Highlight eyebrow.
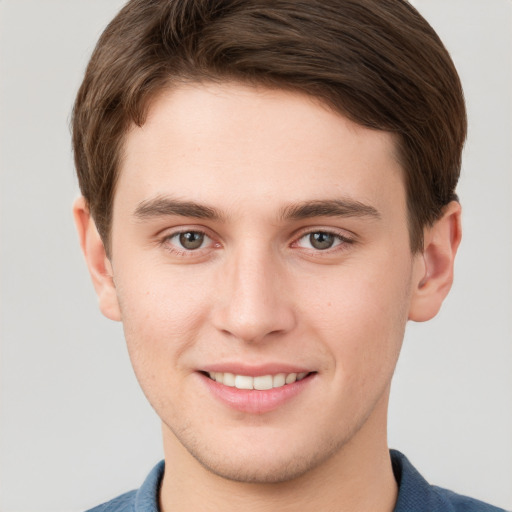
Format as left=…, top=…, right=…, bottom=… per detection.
left=133, top=196, right=381, bottom=223
left=280, top=199, right=381, bottom=221
left=133, top=196, right=223, bottom=221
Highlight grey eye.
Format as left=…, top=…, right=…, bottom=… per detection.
left=309, top=232, right=335, bottom=250
left=179, top=231, right=205, bottom=250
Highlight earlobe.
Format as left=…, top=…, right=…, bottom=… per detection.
left=408, top=201, right=462, bottom=322
left=73, top=197, right=122, bottom=322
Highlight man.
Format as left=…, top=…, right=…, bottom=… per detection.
left=72, top=1, right=507, bottom=511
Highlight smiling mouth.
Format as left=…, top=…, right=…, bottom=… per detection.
left=204, top=371, right=313, bottom=390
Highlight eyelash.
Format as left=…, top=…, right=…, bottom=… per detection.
left=159, top=228, right=355, bottom=257
left=292, top=229, right=355, bottom=254
left=160, top=229, right=217, bottom=257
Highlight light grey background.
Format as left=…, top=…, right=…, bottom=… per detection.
left=0, top=1, right=511, bottom=511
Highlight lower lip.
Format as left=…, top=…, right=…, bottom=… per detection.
left=200, top=373, right=315, bottom=414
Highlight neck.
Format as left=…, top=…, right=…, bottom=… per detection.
left=159, top=392, right=397, bottom=512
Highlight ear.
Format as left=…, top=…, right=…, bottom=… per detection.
left=73, top=197, right=121, bottom=322
left=408, top=201, right=462, bottom=322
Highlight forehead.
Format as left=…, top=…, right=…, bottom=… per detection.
left=116, top=82, right=405, bottom=218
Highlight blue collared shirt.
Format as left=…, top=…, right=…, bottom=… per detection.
left=86, top=450, right=507, bottom=511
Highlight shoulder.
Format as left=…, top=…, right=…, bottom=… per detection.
left=430, top=485, right=509, bottom=512
left=85, top=490, right=136, bottom=512
left=84, top=460, right=165, bottom=512
left=391, top=450, right=508, bottom=512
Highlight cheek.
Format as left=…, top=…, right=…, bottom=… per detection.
left=114, top=265, right=213, bottom=384
left=118, top=260, right=211, bottom=329
left=299, top=260, right=412, bottom=376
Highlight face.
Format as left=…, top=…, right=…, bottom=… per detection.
left=106, top=83, right=424, bottom=483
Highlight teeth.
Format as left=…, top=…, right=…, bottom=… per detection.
left=207, top=371, right=309, bottom=390
left=223, top=372, right=235, bottom=387
left=272, top=373, right=286, bottom=387
left=285, top=372, right=297, bottom=384
left=254, top=375, right=273, bottom=390
left=234, top=375, right=253, bottom=390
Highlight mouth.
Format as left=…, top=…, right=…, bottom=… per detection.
left=204, top=371, right=312, bottom=390
left=199, top=369, right=316, bottom=414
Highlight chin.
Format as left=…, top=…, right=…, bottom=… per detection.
left=194, top=450, right=325, bottom=484
left=171, top=423, right=343, bottom=484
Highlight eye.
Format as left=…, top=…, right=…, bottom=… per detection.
left=295, top=231, right=349, bottom=251
left=167, top=230, right=211, bottom=251
left=307, top=232, right=336, bottom=250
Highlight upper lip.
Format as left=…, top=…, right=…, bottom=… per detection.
left=200, top=363, right=313, bottom=377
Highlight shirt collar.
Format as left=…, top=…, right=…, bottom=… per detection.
left=134, top=451, right=440, bottom=512
left=134, top=460, right=164, bottom=512
left=391, top=449, right=439, bottom=511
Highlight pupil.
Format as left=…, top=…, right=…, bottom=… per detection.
left=179, top=232, right=204, bottom=250
left=310, top=232, right=334, bottom=250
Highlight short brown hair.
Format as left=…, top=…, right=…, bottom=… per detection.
left=72, top=0, right=466, bottom=254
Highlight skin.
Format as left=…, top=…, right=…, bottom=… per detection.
left=75, top=82, right=461, bottom=512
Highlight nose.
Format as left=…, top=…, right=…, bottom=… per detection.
left=212, top=245, right=297, bottom=344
